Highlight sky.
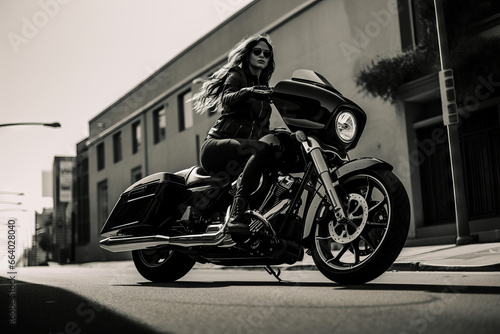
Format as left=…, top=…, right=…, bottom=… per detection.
left=0, top=0, right=253, bottom=254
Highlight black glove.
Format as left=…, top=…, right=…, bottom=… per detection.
left=242, top=86, right=272, bottom=100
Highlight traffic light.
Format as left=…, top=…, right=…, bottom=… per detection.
left=439, top=69, right=459, bottom=125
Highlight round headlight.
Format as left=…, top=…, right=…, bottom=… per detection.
left=335, top=111, right=357, bottom=143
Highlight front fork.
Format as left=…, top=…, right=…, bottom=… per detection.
left=297, top=132, right=348, bottom=221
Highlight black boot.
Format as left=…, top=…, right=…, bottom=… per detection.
left=226, top=196, right=251, bottom=235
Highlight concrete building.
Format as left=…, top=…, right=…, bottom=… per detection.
left=28, top=208, right=52, bottom=266
left=75, top=0, right=499, bottom=262
left=51, top=156, right=75, bottom=263
left=73, top=138, right=91, bottom=262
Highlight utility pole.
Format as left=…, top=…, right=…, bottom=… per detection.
left=433, top=0, right=476, bottom=245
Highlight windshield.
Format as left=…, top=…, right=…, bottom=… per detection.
left=291, top=70, right=340, bottom=94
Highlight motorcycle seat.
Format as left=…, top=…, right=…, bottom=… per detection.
left=177, top=166, right=232, bottom=189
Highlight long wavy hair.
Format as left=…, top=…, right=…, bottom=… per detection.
left=191, top=34, right=275, bottom=114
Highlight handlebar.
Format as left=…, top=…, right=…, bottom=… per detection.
left=252, top=87, right=273, bottom=95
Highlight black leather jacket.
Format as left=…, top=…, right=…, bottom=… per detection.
left=207, top=67, right=272, bottom=140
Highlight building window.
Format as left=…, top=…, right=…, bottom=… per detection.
left=112, top=132, right=122, bottom=163
left=76, top=156, right=90, bottom=244
left=418, top=106, right=500, bottom=225
left=132, top=121, right=142, bottom=154
left=153, top=107, right=166, bottom=144
left=131, top=166, right=142, bottom=183
left=97, top=143, right=105, bottom=171
left=178, top=90, right=193, bottom=131
left=97, top=180, right=108, bottom=228
left=398, top=0, right=438, bottom=51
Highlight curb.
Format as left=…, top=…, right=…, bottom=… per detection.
left=389, top=262, right=500, bottom=272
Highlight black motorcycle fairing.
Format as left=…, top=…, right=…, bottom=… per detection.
left=272, top=71, right=367, bottom=150
left=272, top=80, right=332, bottom=129
left=272, top=69, right=351, bottom=125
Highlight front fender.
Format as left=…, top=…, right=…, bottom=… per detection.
left=301, top=157, right=392, bottom=241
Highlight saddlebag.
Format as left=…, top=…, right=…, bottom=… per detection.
left=100, top=172, right=187, bottom=237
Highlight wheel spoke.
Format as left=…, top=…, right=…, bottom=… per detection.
left=359, top=234, right=376, bottom=250
left=368, top=196, right=387, bottom=212
left=364, top=177, right=374, bottom=200
left=348, top=197, right=362, bottom=214
left=347, top=221, right=360, bottom=230
left=366, top=221, right=387, bottom=226
left=319, top=243, right=331, bottom=257
left=336, top=243, right=350, bottom=261
left=350, top=240, right=361, bottom=264
left=326, top=243, right=350, bottom=264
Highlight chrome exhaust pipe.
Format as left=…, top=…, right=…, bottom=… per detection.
left=100, top=228, right=228, bottom=252
left=100, top=235, right=172, bottom=252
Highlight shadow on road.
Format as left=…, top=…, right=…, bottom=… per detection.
left=0, top=278, right=165, bottom=334
left=129, top=280, right=500, bottom=295
left=336, top=283, right=500, bottom=295
left=135, top=280, right=339, bottom=288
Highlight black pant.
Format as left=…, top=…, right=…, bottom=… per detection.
left=201, top=137, right=272, bottom=200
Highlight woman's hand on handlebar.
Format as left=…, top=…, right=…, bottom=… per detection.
left=250, top=86, right=272, bottom=100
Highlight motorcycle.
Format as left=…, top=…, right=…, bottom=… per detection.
left=99, top=69, right=410, bottom=285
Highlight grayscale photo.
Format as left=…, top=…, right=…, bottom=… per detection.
left=1, top=1, right=499, bottom=333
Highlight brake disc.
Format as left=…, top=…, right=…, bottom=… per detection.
left=328, top=193, right=369, bottom=244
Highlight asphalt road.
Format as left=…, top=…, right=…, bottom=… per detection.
left=1, top=261, right=500, bottom=334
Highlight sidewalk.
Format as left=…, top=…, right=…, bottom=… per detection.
left=389, top=242, right=500, bottom=272
left=279, top=242, right=500, bottom=272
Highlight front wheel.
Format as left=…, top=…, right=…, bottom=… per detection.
left=132, top=248, right=195, bottom=282
left=310, top=168, right=410, bottom=285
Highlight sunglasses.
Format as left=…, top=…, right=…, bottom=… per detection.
left=252, top=48, right=272, bottom=58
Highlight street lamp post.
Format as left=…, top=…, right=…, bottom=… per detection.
left=0, top=192, right=24, bottom=196
left=0, top=193, right=25, bottom=213
left=0, top=208, right=28, bottom=213
left=0, top=122, right=61, bottom=128
left=1, top=121, right=61, bottom=265
left=0, top=201, right=22, bottom=205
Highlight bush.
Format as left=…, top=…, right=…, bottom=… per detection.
left=355, top=45, right=439, bottom=102
left=355, top=0, right=500, bottom=103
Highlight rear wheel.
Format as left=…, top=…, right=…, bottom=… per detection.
left=310, top=168, right=410, bottom=285
left=132, top=248, right=195, bottom=282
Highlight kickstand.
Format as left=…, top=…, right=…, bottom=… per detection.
left=264, top=265, right=282, bottom=282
